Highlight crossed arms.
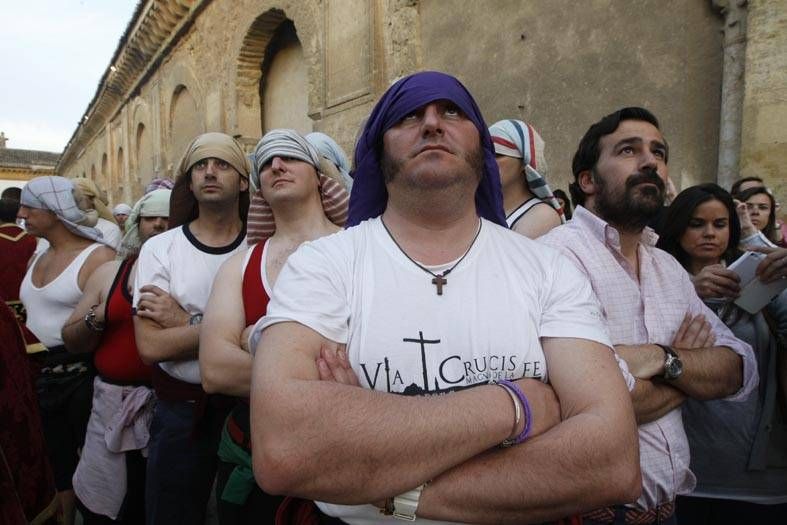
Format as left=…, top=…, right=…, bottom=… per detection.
left=251, top=322, right=641, bottom=524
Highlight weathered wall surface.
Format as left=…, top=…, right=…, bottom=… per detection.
left=420, top=0, right=724, bottom=194
left=740, top=0, right=787, bottom=217
left=59, top=0, right=782, bottom=213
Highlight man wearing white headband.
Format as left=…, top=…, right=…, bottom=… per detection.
left=62, top=189, right=171, bottom=523
left=112, top=202, right=132, bottom=230
left=489, top=119, right=564, bottom=238
left=18, top=175, right=116, bottom=525
left=200, top=129, right=349, bottom=523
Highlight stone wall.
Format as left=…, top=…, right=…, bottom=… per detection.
left=58, top=0, right=781, bottom=214
left=740, top=0, right=787, bottom=218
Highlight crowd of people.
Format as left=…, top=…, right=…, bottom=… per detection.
left=1, top=70, right=785, bottom=525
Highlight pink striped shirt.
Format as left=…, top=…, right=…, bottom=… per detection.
left=539, top=206, right=757, bottom=510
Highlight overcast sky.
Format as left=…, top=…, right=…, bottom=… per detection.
left=0, top=0, right=138, bottom=153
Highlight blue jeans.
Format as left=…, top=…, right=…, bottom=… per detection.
left=144, top=399, right=223, bottom=525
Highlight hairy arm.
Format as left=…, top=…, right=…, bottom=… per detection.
left=133, top=305, right=197, bottom=364
left=617, top=312, right=743, bottom=400
left=512, top=205, right=562, bottom=239
left=413, top=338, right=641, bottom=524
left=251, top=322, right=560, bottom=504
left=200, top=253, right=253, bottom=396
left=62, top=260, right=120, bottom=353
left=629, top=379, right=686, bottom=424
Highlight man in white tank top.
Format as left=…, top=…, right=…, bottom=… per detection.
left=18, top=176, right=116, bottom=525
left=132, top=132, right=251, bottom=525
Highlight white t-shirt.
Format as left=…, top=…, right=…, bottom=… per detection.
left=256, top=217, right=611, bottom=525
left=133, top=223, right=247, bottom=384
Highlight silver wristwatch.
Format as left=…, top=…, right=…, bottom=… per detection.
left=656, top=344, right=683, bottom=380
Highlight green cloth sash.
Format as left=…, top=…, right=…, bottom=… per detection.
left=217, top=423, right=255, bottom=505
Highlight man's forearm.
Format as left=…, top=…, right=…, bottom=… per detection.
left=672, top=346, right=742, bottom=400
left=200, top=343, right=253, bottom=396
left=417, top=411, right=641, bottom=524
left=62, top=315, right=102, bottom=354
left=630, top=379, right=685, bottom=424
left=135, top=318, right=199, bottom=364
left=254, top=379, right=520, bottom=503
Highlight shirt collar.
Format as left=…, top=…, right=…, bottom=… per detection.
left=573, top=205, right=659, bottom=249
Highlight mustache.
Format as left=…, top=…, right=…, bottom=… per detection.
left=626, top=168, right=664, bottom=191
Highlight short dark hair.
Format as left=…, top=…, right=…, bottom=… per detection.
left=729, top=176, right=763, bottom=196
left=736, top=186, right=777, bottom=242
left=1, top=187, right=21, bottom=200
left=656, top=183, right=741, bottom=270
left=569, top=107, right=666, bottom=206
left=0, top=198, right=20, bottom=223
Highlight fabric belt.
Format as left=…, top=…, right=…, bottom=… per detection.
left=583, top=502, right=674, bottom=524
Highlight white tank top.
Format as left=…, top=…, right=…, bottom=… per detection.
left=20, top=243, right=102, bottom=348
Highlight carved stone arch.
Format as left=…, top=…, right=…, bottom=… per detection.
left=162, top=62, right=205, bottom=169
left=229, top=5, right=323, bottom=142
left=131, top=98, right=154, bottom=191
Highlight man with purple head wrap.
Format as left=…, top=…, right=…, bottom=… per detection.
left=250, top=71, right=639, bottom=524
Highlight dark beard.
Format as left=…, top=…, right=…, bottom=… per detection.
left=381, top=145, right=484, bottom=188
left=593, top=167, right=665, bottom=232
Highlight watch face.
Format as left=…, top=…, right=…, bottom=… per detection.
left=665, top=357, right=683, bottom=379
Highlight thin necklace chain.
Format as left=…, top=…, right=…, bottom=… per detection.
left=380, top=217, right=482, bottom=295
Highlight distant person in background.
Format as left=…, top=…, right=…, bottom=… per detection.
left=112, top=203, right=132, bottom=231
left=72, top=178, right=123, bottom=249
left=145, top=177, right=175, bottom=194
left=553, top=188, right=573, bottom=220
left=656, top=183, right=787, bottom=524
left=736, top=186, right=785, bottom=247
left=0, top=187, right=42, bottom=353
left=488, top=119, right=564, bottom=237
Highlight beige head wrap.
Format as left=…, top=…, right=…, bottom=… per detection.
left=72, top=178, right=117, bottom=224
left=169, top=132, right=252, bottom=229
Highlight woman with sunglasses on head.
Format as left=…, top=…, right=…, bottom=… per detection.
left=656, top=183, right=787, bottom=524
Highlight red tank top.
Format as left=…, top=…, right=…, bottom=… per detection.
left=94, top=257, right=152, bottom=383
left=242, top=241, right=270, bottom=326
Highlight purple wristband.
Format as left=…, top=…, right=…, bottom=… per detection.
left=498, top=379, right=532, bottom=445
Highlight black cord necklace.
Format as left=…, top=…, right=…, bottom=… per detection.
left=380, top=218, right=482, bottom=296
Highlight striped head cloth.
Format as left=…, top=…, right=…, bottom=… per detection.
left=489, top=119, right=565, bottom=223
left=247, top=129, right=349, bottom=245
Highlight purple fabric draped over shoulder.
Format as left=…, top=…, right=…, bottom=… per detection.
left=347, top=71, right=506, bottom=227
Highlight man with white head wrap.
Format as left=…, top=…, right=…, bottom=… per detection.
left=112, top=202, right=132, bottom=230
left=18, top=175, right=116, bottom=525
left=200, top=129, right=349, bottom=524
left=60, top=189, right=171, bottom=523
left=489, top=119, right=565, bottom=238
left=133, top=132, right=250, bottom=525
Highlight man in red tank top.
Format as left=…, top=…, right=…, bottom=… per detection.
left=61, top=189, right=171, bottom=523
left=199, top=129, right=349, bottom=524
